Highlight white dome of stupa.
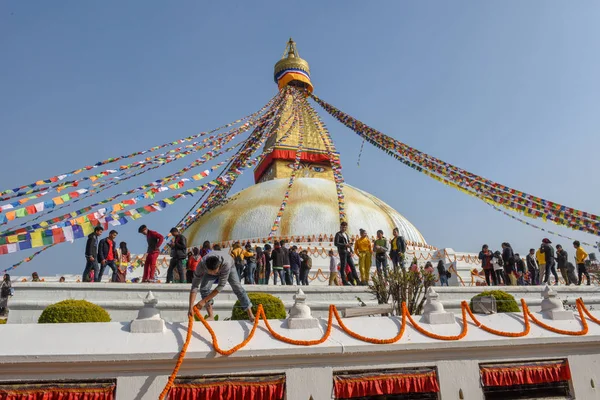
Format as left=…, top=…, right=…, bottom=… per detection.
left=185, top=178, right=426, bottom=245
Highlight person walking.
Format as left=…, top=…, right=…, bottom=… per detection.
left=334, top=221, right=359, bottom=285
left=263, top=244, right=272, bottom=285
left=541, top=238, right=559, bottom=285
left=373, top=230, right=389, bottom=277
left=492, top=251, right=505, bottom=285
left=98, top=230, right=119, bottom=282
left=536, top=247, right=546, bottom=285
left=83, top=226, right=103, bottom=282
left=555, top=245, right=570, bottom=285
left=289, top=246, right=301, bottom=285
left=328, top=250, right=339, bottom=286
left=115, top=242, right=131, bottom=283
left=166, top=228, right=187, bottom=284
left=526, top=248, right=539, bottom=285
left=354, top=229, right=373, bottom=285
left=186, top=247, right=201, bottom=284
left=138, top=225, right=164, bottom=283
left=0, top=274, right=12, bottom=317
left=242, top=243, right=257, bottom=284
left=573, top=240, right=591, bottom=286
left=478, top=244, right=496, bottom=286
left=436, top=260, right=449, bottom=286
left=270, top=241, right=286, bottom=285
left=389, top=228, right=407, bottom=272
left=501, top=243, right=516, bottom=286
left=188, top=250, right=255, bottom=321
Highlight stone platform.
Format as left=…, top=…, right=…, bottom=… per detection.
left=7, top=282, right=600, bottom=324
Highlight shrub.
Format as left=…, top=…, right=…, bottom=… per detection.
left=0, top=319, right=6, bottom=325
left=470, top=290, right=519, bottom=313
left=231, top=293, right=286, bottom=320
left=38, top=299, right=111, bottom=323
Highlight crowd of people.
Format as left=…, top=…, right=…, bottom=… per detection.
left=478, top=238, right=591, bottom=286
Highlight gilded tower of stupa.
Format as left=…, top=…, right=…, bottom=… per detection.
left=185, top=39, right=426, bottom=246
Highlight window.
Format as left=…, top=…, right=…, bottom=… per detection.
left=170, top=374, right=285, bottom=400
left=480, top=359, right=572, bottom=400
left=334, top=368, right=440, bottom=400
left=0, top=380, right=116, bottom=400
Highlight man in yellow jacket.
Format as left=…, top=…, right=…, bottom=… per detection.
left=354, top=229, right=372, bottom=285
left=573, top=241, right=590, bottom=286
left=535, top=247, right=546, bottom=285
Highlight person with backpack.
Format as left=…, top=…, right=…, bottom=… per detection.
left=478, top=244, right=496, bottom=286
left=299, top=250, right=312, bottom=285
left=242, top=243, right=257, bottom=284
left=501, top=243, right=517, bottom=285
left=436, top=260, right=449, bottom=286
left=270, top=241, right=286, bottom=285
left=555, top=245, right=570, bottom=285
left=541, top=238, right=559, bottom=285
left=389, top=227, right=407, bottom=272
left=230, top=242, right=245, bottom=281
left=492, top=251, right=505, bottom=285
left=573, top=240, right=591, bottom=286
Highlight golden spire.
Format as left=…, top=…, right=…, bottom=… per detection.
left=274, top=38, right=313, bottom=93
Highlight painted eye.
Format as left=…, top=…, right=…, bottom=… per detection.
left=311, top=166, right=325, bottom=172
left=287, top=163, right=299, bottom=170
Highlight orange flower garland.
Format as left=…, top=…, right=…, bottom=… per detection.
left=526, top=299, right=588, bottom=336
left=403, top=302, right=468, bottom=341
left=578, top=298, right=600, bottom=325
left=158, top=314, right=195, bottom=400
left=463, top=299, right=530, bottom=337
left=332, top=306, right=406, bottom=344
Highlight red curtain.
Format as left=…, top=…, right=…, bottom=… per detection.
left=254, top=149, right=331, bottom=181
left=334, top=369, right=440, bottom=399
left=480, top=360, right=571, bottom=387
left=169, top=375, right=285, bottom=400
left=0, top=382, right=115, bottom=400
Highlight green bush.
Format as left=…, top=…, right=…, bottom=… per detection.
left=231, top=293, right=286, bottom=320
left=0, top=319, right=6, bottom=325
left=38, top=299, right=111, bottom=323
left=470, top=290, right=520, bottom=313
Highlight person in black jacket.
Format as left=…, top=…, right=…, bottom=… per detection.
left=555, top=245, right=570, bottom=285
left=541, top=238, right=559, bottom=285
left=501, top=243, right=516, bottom=285
left=82, top=226, right=103, bottom=282
left=478, top=244, right=496, bottom=286
left=389, top=228, right=407, bottom=272
left=515, top=254, right=526, bottom=285
left=334, top=222, right=359, bottom=285
left=167, top=228, right=188, bottom=283
left=98, top=230, right=119, bottom=282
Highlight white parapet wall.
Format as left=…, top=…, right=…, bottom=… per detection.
left=7, top=281, right=600, bottom=324
left=1, top=304, right=600, bottom=399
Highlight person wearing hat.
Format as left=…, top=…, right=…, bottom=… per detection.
left=573, top=241, right=590, bottom=285
left=138, top=225, right=164, bottom=283
left=166, top=227, right=187, bottom=284
left=541, top=238, right=559, bottom=285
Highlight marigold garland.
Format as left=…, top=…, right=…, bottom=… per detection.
left=332, top=305, right=406, bottom=344
left=463, top=299, right=530, bottom=337
left=403, top=302, right=468, bottom=340
left=526, top=299, right=588, bottom=336
left=158, top=314, right=195, bottom=400
left=578, top=298, right=600, bottom=325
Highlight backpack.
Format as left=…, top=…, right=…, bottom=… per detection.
left=234, top=254, right=244, bottom=266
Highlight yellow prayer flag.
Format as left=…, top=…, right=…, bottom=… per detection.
left=82, top=221, right=94, bottom=236
left=7, top=235, right=19, bottom=244
left=31, top=230, right=43, bottom=248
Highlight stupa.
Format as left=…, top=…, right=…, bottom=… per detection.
left=185, top=39, right=427, bottom=247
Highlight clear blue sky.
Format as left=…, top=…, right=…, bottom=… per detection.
left=1, top=1, right=599, bottom=275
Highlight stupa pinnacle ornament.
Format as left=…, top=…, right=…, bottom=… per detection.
left=274, top=38, right=313, bottom=93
